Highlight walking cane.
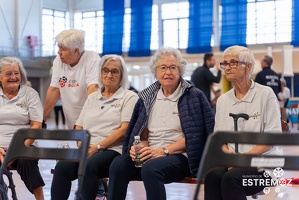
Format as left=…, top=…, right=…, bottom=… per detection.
left=229, top=113, right=249, bottom=153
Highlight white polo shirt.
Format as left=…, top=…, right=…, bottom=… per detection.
left=147, top=83, right=185, bottom=149
left=75, top=87, right=138, bottom=154
left=0, top=85, right=43, bottom=147
left=215, top=81, right=282, bottom=155
left=51, top=50, right=100, bottom=129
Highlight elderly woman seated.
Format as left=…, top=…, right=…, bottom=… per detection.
left=204, top=45, right=282, bottom=200
left=107, top=47, right=215, bottom=200
left=50, top=54, right=138, bottom=200
left=0, top=57, right=44, bottom=200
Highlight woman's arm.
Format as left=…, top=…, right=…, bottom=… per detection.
left=24, top=120, right=42, bottom=147
left=89, top=122, right=130, bottom=156
left=244, top=145, right=272, bottom=155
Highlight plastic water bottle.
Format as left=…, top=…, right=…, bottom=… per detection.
left=57, top=142, right=63, bottom=149
left=63, top=141, right=70, bottom=149
left=133, top=136, right=143, bottom=168
left=56, top=142, right=69, bottom=162
left=56, top=142, right=63, bottom=163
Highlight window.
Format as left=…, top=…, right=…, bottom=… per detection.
left=246, top=0, right=292, bottom=44
left=42, top=9, right=69, bottom=56
left=161, top=2, right=189, bottom=49
left=150, top=4, right=159, bottom=50
left=122, top=8, right=131, bottom=52
left=74, top=11, right=104, bottom=53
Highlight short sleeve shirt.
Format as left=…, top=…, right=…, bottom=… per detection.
left=214, top=81, right=282, bottom=155
left=75, top=87, right=138, bottom=154
left=0, top=85, right=43, bottom=147
left=50, top=50, right=100, bottom=129
left=147, top=83, right=185, bottom=148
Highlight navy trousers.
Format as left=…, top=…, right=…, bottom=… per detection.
left=204, top=167, right=270, bottom=200
left=108, top=154, right=190, bottom=200
left=51, top=150, right=120, bottom=200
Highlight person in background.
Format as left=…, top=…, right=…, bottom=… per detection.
left=204, top=45, right=282, bottom=200
left=0, top=57, right=45, bottom=200
left=210, top=84, right=221, bottom=113
left=278, top=78, right=291, bottom=122
left=54, top=98, right=66, bottom=129
left=191, top=52, right=222, bottom=105
left=51, top=54, right=138, bottom=200
left=43, top=28, right=100, bottom=129
left=108, top=47, right=215, bottom=200
left=255, top=55, right=281, bottom=99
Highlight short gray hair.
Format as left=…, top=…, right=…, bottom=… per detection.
left=263, top=55, right=273, bottom=66
left=223, top=45, right=255, bottom=77
left=0, top=57, right=27, bottom=85
left=98, top=55, right=130, bottom=89
left=55, top=29, right=85, bottom=53
left=148, top=47, right=187, bottom=77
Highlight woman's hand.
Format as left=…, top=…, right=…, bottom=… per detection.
left=0, top=147, right=6, bottom=163
left=87, top=144, right=98, bottom=157
left=130, top=146, right=164, bottom=162
left=222, top=144, right=236, bottom=154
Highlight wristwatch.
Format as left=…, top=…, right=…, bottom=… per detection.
left=162, top=147, right=169, bottom=156
left=97, top=143, right=103, bottom=152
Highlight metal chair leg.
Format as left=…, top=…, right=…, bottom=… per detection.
left=3, top=170, right=18, bottom=200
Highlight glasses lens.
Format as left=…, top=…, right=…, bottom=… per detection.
left=230, top=61, right=239, bottom=67
left=102, top=68, right=109, bottom=74
left=111, top=69, right=120, bottom=75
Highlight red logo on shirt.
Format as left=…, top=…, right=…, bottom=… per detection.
left=59, top=76, right=67, bottom=88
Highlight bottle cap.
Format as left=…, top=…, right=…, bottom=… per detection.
left=134, top=135, right=140, bottom=139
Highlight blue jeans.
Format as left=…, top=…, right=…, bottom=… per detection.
left=108, top=154, right=190, bottom=200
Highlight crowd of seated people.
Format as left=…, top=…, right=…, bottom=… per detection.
left=1, top=28, right=285, bottom=200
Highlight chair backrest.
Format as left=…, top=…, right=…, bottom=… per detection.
left=193, top=131, right=299, bottom=200
left=0, top=128, right=90, bottom=199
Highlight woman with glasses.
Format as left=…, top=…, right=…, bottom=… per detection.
left=0, top=57, right=45, bottom=200
left=107, top=47, right=215, bottom=200
left=204, top=45, right=282, bottom=200
left=51, top=55, right=138, bottom=200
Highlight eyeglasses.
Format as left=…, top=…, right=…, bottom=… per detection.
left=220, top=60, right=247, bottom=69
left=101, top=67, right=120, bottom=75
left=2, top=71, right=21, bottom=78
left=158, top=65, right=178, bottom=72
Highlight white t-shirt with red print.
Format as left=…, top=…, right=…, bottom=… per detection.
left=50, top=50, right=100, bottom=129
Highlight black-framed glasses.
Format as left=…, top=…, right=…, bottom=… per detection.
left=101, top=67, right=120, bottom=75
left=158, top=65, right=178, bottom=72
left=220, top=60, right=247, bottom=69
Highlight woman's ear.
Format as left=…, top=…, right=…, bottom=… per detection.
left=246, top=62, right=252, bottom=71
left=74, top=48, right=80, bottom=55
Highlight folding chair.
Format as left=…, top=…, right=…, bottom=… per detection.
left=0, top=128, right=90, bottom=200
left=193, top=131, right=299, bottom=200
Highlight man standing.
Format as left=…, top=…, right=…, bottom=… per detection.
left=43, top=29, right=100, bottom=129
left=191, top=53, right=222, bottom=104
left=255, top=55, right=281, bottom=98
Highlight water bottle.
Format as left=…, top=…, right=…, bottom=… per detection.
left=133, top=136, right=143, bottom=168
left=57, top=142, right=63, bottom=148
left=56, top=142, right=63, bottom=163
left=63, top=141, right=70, bottom=149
